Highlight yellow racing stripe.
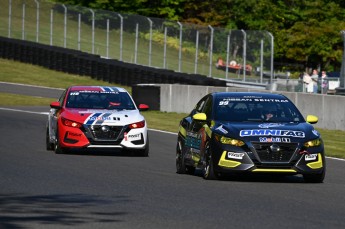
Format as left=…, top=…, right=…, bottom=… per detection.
left=252, top=169, right=297, bottom=173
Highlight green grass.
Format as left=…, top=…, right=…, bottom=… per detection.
left=0, top=58, right=344, bottom=158
left=0, top=92, right=56, bottom=106
left=0, top=58, right=131, bottom=92
left=315, top=129, right=345, bottom=159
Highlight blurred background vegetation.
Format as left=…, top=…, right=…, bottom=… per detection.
left=53, top=0, right=345, bottom=74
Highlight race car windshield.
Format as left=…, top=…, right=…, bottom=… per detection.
left=214, top=97, right=304, bottom=123
left=66, top=91, right=136, bottom=110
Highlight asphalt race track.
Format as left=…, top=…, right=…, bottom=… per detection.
left=1, top=83, right=345, bottom=229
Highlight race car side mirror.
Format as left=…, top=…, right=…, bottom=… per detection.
left=193, top=113, right=207, bottom=121
left=306, top=115, right=318, bottom=124
left=50, top=101, right=61, bottom=109
left=138, top=104, right=149, bottom=111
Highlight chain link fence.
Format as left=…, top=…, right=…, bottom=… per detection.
left=2, top=0, right=277, bottom=86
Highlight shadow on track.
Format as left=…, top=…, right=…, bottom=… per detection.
left=0, top=193, right=131, bottom=228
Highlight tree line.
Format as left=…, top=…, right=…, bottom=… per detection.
left=53, top=0, right=345, bottom=73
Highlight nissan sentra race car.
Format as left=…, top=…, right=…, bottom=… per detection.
left=46, top=86, right=149, bottom=156
left=176, top=92, right=326, bottom=183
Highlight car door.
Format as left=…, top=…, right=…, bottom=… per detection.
left=186, top=95, right=213, bottom=164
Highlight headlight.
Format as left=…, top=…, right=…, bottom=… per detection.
left=304, top=138, right=322, bottom=147
left=129, top=120, right=145, bottom=129
left=215, top=134, right=245, bottom=146
left=61, top=117, right=83, bottom=128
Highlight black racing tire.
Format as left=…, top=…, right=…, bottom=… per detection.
left=139, top=146, right=149, bottom=157
left=46, top=126, right=54, bottom=151
left=303, top=155, right=326, bottom=183
left=54, top=130, right=68, bottom=154
left=176, top=141, right=187, bottom=174
left=138, top=135, right=149, bottom=157
left=202, top=142, right=219, bottom=180
left=303, top=169, right=325, bottom=183
left=185, top=165, right=196, bottom=175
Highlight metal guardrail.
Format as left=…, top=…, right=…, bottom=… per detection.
left=0, top=0, right=274, bottom=83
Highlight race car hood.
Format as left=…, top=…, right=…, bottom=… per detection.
left=213, top=121, right=320, bottom=142
left=62, top=108, right=144, bottom=126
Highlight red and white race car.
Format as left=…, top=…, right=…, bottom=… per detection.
left=46, top=86, right=149, bottom=156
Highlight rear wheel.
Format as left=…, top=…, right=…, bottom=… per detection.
left=202, top=142, right=218, bottom=180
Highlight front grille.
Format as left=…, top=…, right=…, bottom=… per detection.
left=251, top=142, right=298, bottom=163
left=85, top=125, right=125, bottom=141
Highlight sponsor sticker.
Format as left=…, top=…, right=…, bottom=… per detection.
left=124, top=133, right=141, bottom=141
left=240, top=129, right=305, bottom=138
left=219, top=98, right=289, bottom=103
left=227, top=152, right=245, bottom=160
left=259, top=137, right=291, bottom=143
left=89, top=116, right=111, bottom=121
left=185, top=136, right=201, bottom=149
left=305, top=154, right=317, bottom=161
left=312, top=130, right=319, bottom=137
left=258, top=123, right=285, bottom=129
left=216, top=125, right=228, bottom=134
left=79, top=110, right=119, bottom=113
left=70, top=92, right=79, bottom=95
left=67, top=132, right=82, bottom=138
left=185, top=132, right=202, bottom=149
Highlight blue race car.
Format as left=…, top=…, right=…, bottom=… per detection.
left=176, top=92, right=325, bottom=183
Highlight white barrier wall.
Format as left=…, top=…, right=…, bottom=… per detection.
left=159, top=84, right=345, bottom=131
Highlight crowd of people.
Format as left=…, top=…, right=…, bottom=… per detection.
left=302, top=69, right=329, bottom=94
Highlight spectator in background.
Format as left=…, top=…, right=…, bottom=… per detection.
left=310, top=69, right=319, bottom=93
left=303, top=72, right=313, bottom=93
left=320, top=71, right=329, bottom=94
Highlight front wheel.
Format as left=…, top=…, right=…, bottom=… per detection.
left=176, top=141, right=196, bottom=175
left=202, top=143, right=218, bottom=180
left=176, top=141, right=186, bottom=174
left=54, top=131, right=68, bottom=154
left=303, top=169, right=325, bottom=183
left=138, top=135, right=149, bottom=157
left=46, top=126, right=54, bottom=151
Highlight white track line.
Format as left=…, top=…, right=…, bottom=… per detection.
left=0, top=107, right=49, bottom=115
left=0, top=81, right=64, bottom=90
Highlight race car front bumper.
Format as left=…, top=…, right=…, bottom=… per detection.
left=58, top=123, right=147, bottom=150
left=210, top=140, right=325, bottom=175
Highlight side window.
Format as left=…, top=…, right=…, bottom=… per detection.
left=202, top=97, right=213, bottom=119
left=195, top=97, right=207, bottom=113
left=58, top=90, right=67, bottom=106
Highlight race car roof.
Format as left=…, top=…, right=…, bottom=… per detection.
left=68, top=86, right=128, bottom=93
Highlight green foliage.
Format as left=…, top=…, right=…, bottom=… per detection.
left=51, top=0, right=345, bottom=71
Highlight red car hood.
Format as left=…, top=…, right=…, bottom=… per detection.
left=62, top=108, right=144, bottom=126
